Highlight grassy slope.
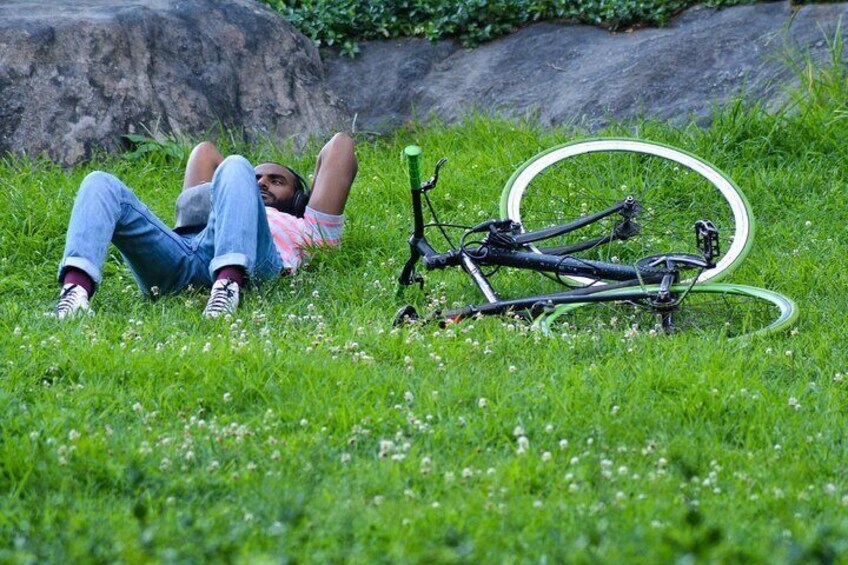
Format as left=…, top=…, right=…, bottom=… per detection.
left=1, top=44, right=847, bottom=562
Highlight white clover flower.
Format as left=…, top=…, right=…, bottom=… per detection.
left=404, top=391, right=414, bottom=403
left=223, top=392, right=232, bottom=403
left=508, top=365, right=517, bottom=373
left=379, top=439, right=394, bottom=458
left=513, top=425, right=525, bottom=437
left=477, top=398, right=488, bottom=408
left=516, top=435, right=530, bottom=455
left=541, top=451, right=552, bottom=462
left=68, top=430, right=80, bottom=442
left=788, top=397, right=801, bottom=410
left=462, top=467, right=474, bottom=479
left=558, top=439, right=569, bottom=450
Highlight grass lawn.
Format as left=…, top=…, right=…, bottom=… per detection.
left=1, top=43, right=847, bottom=562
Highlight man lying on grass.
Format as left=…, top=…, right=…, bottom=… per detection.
left=54, top=132, right=357, bottom=319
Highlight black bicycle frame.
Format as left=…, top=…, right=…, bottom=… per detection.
left=397, top=147, right=693, bottom=323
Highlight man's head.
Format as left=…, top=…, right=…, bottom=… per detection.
left=255, top=162, right=311, bottom=216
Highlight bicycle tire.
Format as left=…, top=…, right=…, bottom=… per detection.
left=500, top=139, right=754, bottom=286
left=534, top=283, right=797, bottom=341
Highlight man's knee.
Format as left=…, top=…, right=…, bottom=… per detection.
left=215, top=155, right=253, bottom=183
left=219, top=154, right=252, bottom=170
left=78, top=171, right=127, bottom=202
left=211, top=155, right=257, bottom=199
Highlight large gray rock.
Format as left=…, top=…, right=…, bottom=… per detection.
left=325, top=1, right=848, bottom=131
left=0, top=0, right=347, bottom=164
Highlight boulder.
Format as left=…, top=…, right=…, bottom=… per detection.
left=0, top=0, right=347, bottom=165
left=324, top=1, right=848, bottom=131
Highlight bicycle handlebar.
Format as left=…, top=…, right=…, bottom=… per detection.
left=404, top=145, right=423, bottom=192
left=404, top=145, right=427, bottom=239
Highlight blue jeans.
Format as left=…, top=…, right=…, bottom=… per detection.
left=58, top=155, right=283, bottom=295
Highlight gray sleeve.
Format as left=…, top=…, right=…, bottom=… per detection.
left=174, top=182, right=212, bottom=231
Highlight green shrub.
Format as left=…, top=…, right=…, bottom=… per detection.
left=260, top=0, right=753, bottom=55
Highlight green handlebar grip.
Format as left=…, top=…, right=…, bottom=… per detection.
left=404, top=145, right=423, bottom=191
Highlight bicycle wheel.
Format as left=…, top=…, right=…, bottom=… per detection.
left=535, top=284, right=797, bottom=341
left=501, top=139, right=754, bottom=286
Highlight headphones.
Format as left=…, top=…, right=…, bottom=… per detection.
left=279, top=166, right=311, bottom=218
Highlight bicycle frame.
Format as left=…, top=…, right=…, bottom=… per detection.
left=397, top=146, right=712, bottom=324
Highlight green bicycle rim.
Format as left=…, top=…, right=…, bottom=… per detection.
left=533, top=283, right=797, bottom=341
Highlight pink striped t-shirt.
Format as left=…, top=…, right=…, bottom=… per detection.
left=265, top=205, right=344, bottom=272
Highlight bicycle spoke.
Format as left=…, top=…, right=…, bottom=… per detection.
left=503, top=140, right=752, bottom=284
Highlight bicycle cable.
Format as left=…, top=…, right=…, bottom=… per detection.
left=424, top=191, right=460, bottom=251
left=458, top=230, right=502, bottom=277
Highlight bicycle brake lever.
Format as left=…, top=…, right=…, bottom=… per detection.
left=420, top=158, right=448, bottom=191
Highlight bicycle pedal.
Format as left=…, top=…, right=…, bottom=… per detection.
left=695, top=220, right=720, bottom=267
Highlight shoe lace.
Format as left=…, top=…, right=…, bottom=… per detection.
left=206, top=281, right=237, bottom=312
left=56, top=285, right=82, bottom=312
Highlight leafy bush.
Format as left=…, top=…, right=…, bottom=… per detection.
left=260, top=0, right=749, bottom=55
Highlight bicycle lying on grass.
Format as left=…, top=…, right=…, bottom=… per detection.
left=394, top=139, right=798, bottom=340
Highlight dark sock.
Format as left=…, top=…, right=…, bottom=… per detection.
left=62, top=267, right=95, bottom=297
left=216, top=266, right=245, bottom=287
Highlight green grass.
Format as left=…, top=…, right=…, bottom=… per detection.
left=1, top=42, right=848, bottom=562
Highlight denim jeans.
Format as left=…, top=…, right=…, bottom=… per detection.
left=58, top=155, right=283, bottom=295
